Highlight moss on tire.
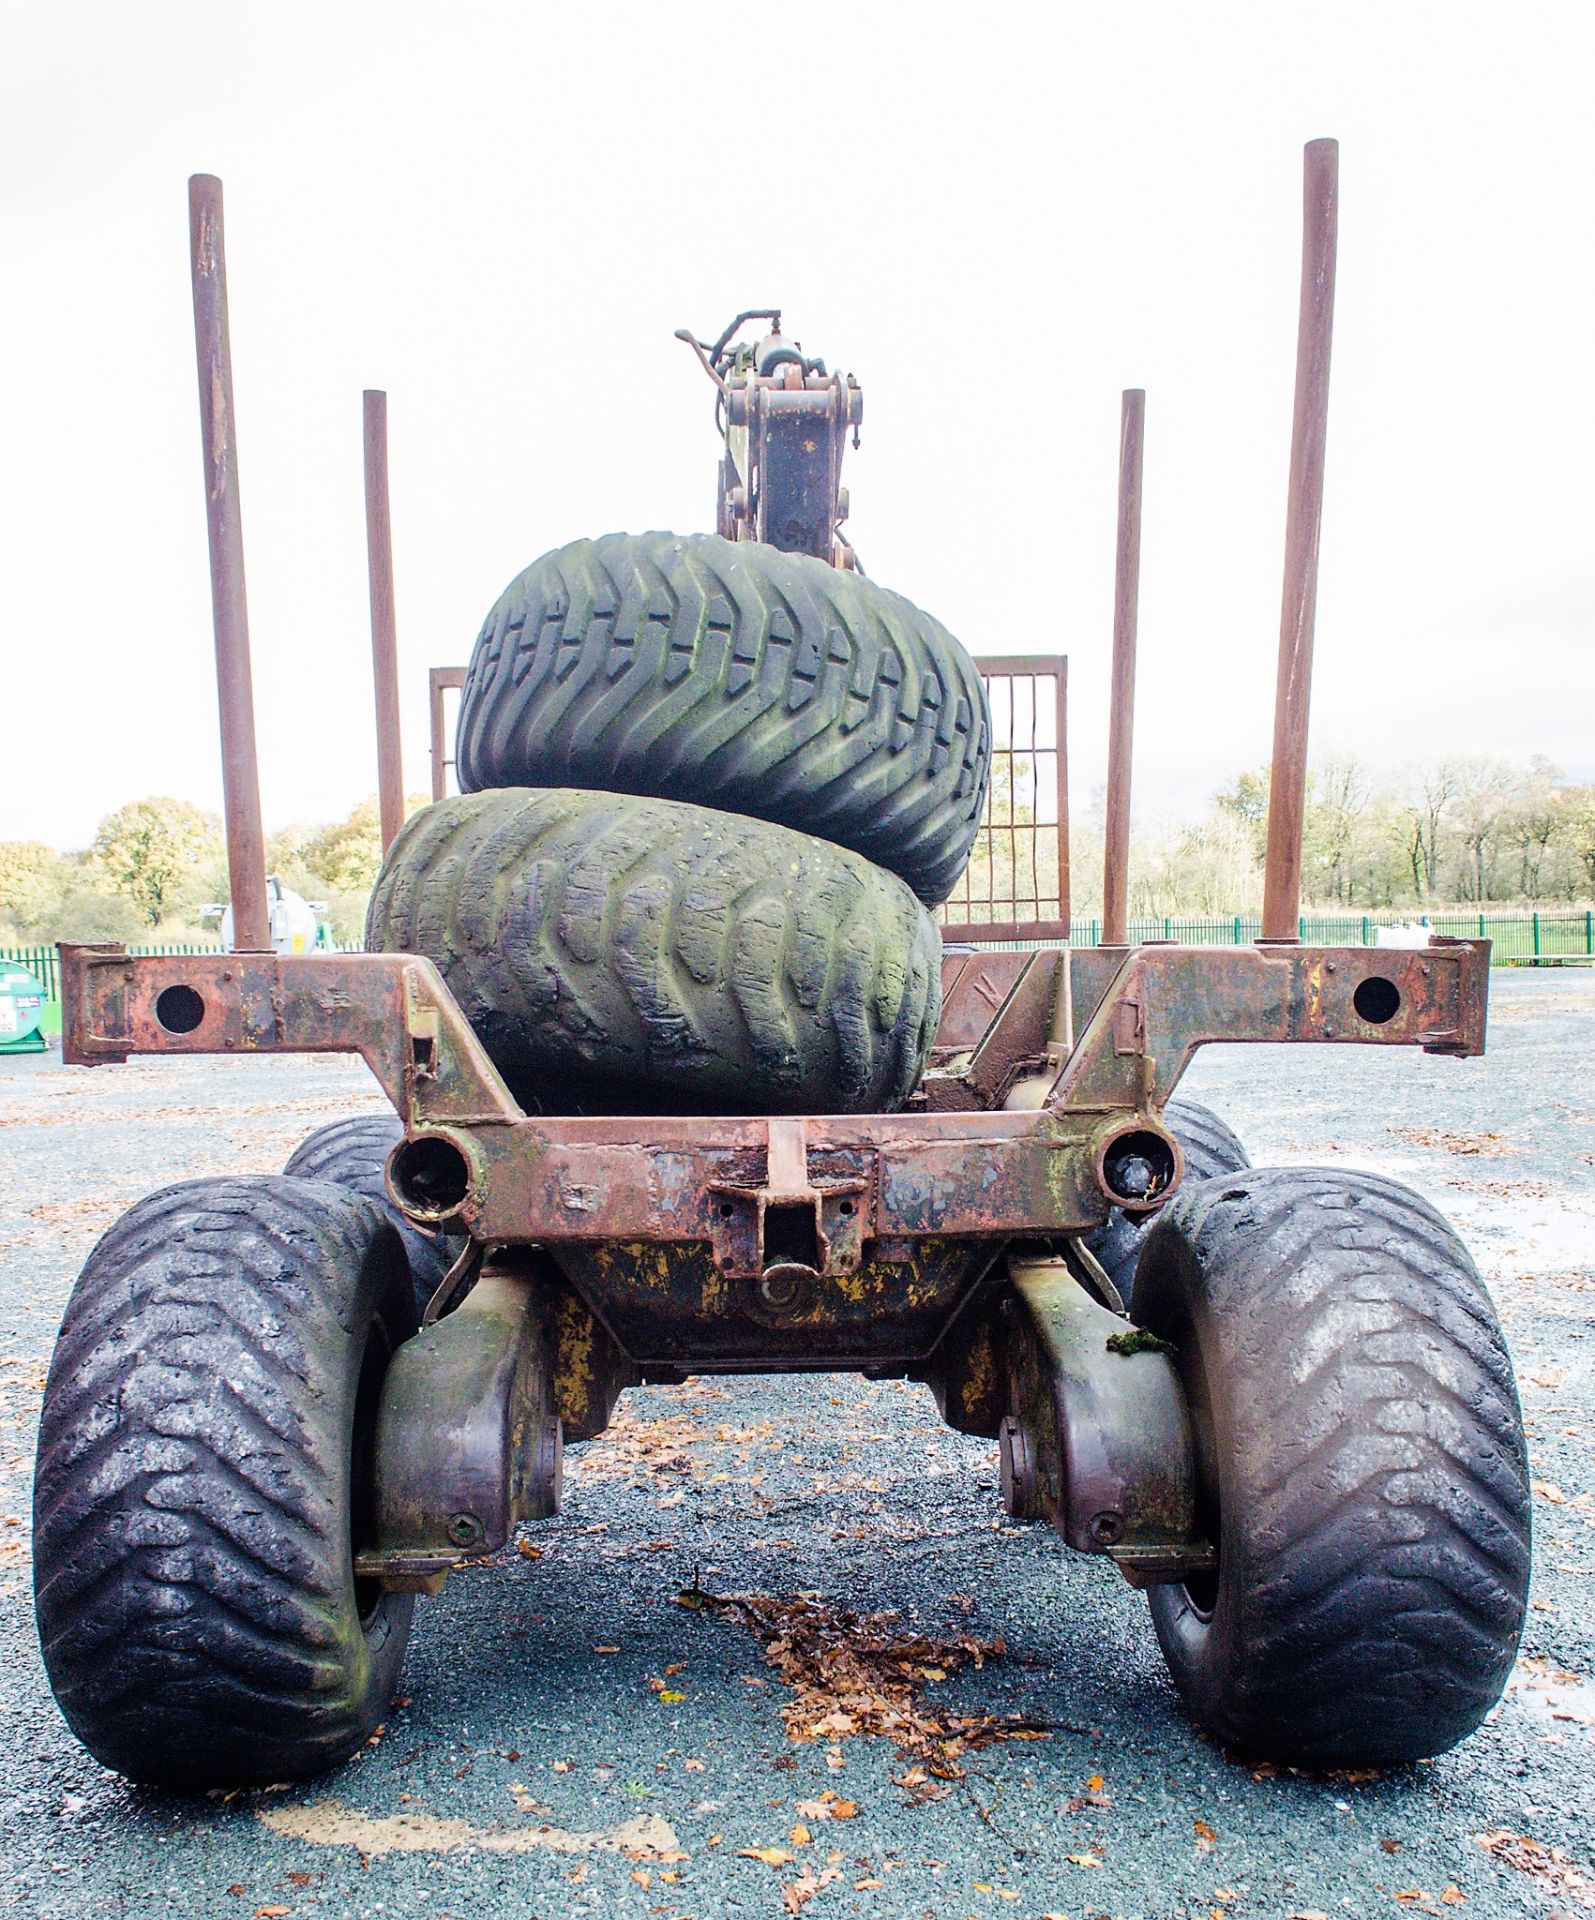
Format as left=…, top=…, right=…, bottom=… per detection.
left=453, top=531, right=991, bottom=906
left=367, top=788, right=942, bottom=1115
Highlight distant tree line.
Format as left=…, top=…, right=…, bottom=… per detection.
left=1074, top=755, right=1595, bottom=919
left=0, top=794, right=425, bottom=948
left=4, top=757, right=1590, bottom=950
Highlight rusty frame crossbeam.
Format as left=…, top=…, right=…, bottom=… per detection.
left=62, top=938, right=1488, bottom=1252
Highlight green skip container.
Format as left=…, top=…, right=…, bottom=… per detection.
left=0, top=962, right=47, bottom=1054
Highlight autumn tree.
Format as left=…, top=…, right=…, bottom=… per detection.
left=1555, top=785, right=1595, bottom=894
left=1302, top=757, right=1371, bottom=905
left=91, top=798, right=224, bottom=928
left=0, top=841, right=69, bottom=935
left=1503, top=758, right=1564, bottom=899
left=1214, top=769, right=1269, bottom=862
left=1448, top=759, right=1516, bottom=904
left=300, top=793, right=430, bottom=896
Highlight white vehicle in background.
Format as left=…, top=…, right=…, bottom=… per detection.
left=1375, top=919, right=1436, bottom=949
left=204, top=877, right=332, bottom=953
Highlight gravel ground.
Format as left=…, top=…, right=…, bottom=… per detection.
left=0, top=968, right=1590, bottom=1920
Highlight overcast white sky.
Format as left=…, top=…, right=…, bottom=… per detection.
left=3, top=2, right=1591, bottom=851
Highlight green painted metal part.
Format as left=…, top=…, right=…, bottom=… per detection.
left=0, top=963, right=46, bottom=1054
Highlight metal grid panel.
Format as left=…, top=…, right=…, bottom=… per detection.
left=940, top=656, right=1069, bottom=943
left=426, top=655, right=1070, bottom=942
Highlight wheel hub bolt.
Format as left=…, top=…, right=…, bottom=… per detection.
left=447, top=1512, right=484, bottom=1548
left=1089, top=1510, right=1124, bottom=1546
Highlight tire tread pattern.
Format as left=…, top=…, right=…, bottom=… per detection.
left=454, top=531, right=991, bottom=906
left=1132, top=1166, right=1530, bottom=1766
left=33, top=1176, right=416, bottom=1787
left=366, top=787, right=942, bottom=1115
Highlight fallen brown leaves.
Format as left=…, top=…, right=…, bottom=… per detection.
left=1477, top=1829, right=1595, bottom=1910
left=781, top=1862, right=840, bottom=1913
left=794, top=1790, right=857, bottom=1823
left=579, top=1411, right=703, bottom=1484
left=678, top=1587, right=1048, bottom=1786
left=1531, top=1481, right=1595, bottom=1527
left=1502, top=1267, right=1592, bottom=1298
left=1387, top=1126, right=1513, bottom=1157
left=1450, top=1177, right=1552, bottom=1200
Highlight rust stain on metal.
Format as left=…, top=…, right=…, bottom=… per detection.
left=363, top=390, right=405, bottom=854
left=188, top=173, right=269, bottom=955
left=60, top=936, right=1488, bottom=1372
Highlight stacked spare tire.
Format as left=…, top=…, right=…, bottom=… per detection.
left=368, top=531, right=992, bottom=1114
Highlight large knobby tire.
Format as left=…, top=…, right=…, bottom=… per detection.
left=33, top=1177, right=419, bottom=1788
left=367, top=788, right=942, bottom=1116
left=284, top=1114, right=459, bottom=1316
left=453, top=531, right=991, bottom=906
left=1084, top=1099, right=1250, bottom=1299
left=1130, top=1167, right=1531, bottom=1767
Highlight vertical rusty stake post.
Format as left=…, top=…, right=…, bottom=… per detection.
left=188, top=174, right=270, bottom=953
left=1102, top=388, right=1145, bottom=947
left=363, top=391, right=405, bottom=852
left=1261, top=138, right=1338, bottom=942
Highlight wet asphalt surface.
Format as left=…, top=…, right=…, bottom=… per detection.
left=0, top=969, right=1590, bottom=1920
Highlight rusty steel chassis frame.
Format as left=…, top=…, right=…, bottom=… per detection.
left=60, top=935, right=1488, bottom=1592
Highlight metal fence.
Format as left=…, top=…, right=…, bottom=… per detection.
left=429, top=667, right=466, bottom=801
left=983, top=911, right=1595, bottom=961
left=6, top=913, right=1588, bottom=1015
left=1, top=944, right=229, bottom=1004
left=1, top=942, right=354, bottom=1005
